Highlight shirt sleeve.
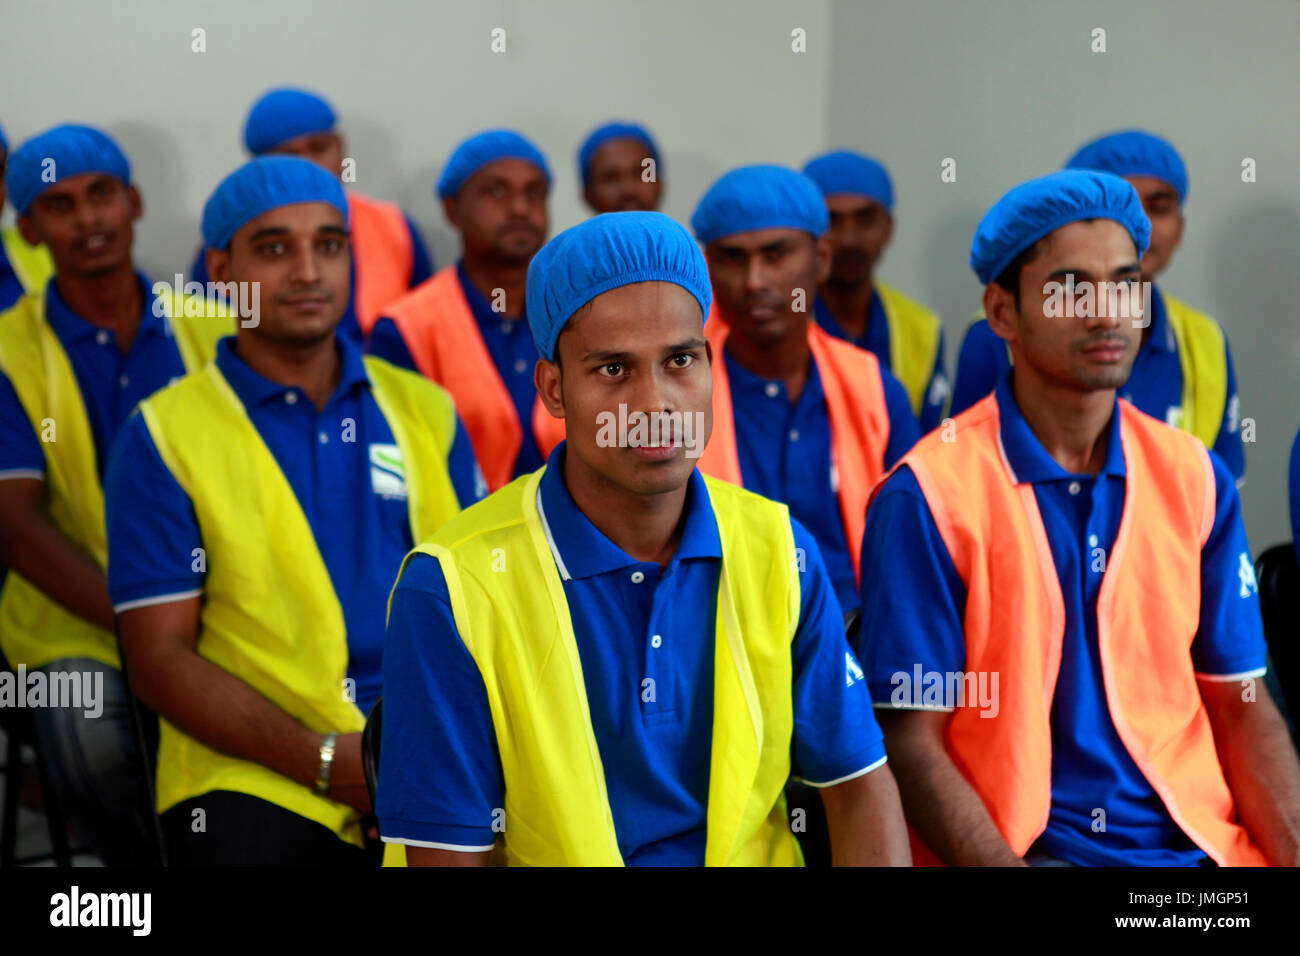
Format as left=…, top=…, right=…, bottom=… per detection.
left=881, top=368, right=921, bottom=470
left=404, top=214, right=434, bottom=286
left=857, top=465, right=968, bottom=706
left=918, top=327, right=950, bottom=435
left=447, top=413, right=488, bottom=508
left=0, top=368, right=45, bottom=479
left=366, top=316, right=419, bottom=372
left=377, top=551, right=503, bottom=849
left=1210, top=339, right=1245, bottom=482
left=949, top=318, right=1009, bottom=417
left=1192, top=449, right=1268, bottom=679
left=788, top=517, right=888, bottom=786
left=104, top=411, right=206, bottom=611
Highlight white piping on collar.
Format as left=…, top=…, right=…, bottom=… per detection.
left=535, top=484, right=572, bottom=581
left=995, top=423, right=1020, bottom=485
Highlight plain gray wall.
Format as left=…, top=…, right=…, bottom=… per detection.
left=826, top=0, right=1300, bottom=550
left=2, top=0, right=1296, bottom=547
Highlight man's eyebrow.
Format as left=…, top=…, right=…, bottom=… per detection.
left=663, top=337, right=707, bottom=354
left=581, top=348, right=635, bottom=363
left=247, top=226, right=292, bottom=241
left=315, top=224, right=349, bottom=236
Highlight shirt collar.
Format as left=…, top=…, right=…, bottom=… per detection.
left=214, top=332, right=371, bottom=409
left=993, top=369, right=1126, bottom=485
left=536, top=441, right=722, bottom=580
left=456, top=259, right=527, bottom=326
left=43, top=271, right=165, bottom=344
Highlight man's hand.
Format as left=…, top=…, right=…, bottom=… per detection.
left=326, top=732, right=372, bottom=815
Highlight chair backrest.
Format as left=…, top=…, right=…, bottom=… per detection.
left=112, top=620, right=168, bottom=867
left=1255, top=542, right=1300, bottom=720
left=362, top=696, right=383, bottom=808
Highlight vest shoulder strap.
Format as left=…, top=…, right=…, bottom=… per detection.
left=1161, top=294, right=1228, bottom=448
left=348, top=193, right=414, bottom=335
left=876, top=282, right=942, bottom=414
left=1, top=228, right=54, bottom=294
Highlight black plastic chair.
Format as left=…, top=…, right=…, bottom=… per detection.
left=1255, top=542, right=1300, bottom=723
left=0, top=676, right=72, bottom=867
left=112, top=621, right=169, bottom=867
left=362, top=697, right=383, bottom=809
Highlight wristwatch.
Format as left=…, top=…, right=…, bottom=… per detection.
left=315, top=732, right=339, bottom=795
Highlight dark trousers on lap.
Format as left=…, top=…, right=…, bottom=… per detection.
left=161, top=790, right=381, bottom=867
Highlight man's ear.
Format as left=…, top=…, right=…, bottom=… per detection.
left=535, top=357, right=565, bottom=420
left=881, top=214, right=895, bottom=251
left=581, top=185, right=598, bottom=214
left=442, top=196, right=459, bottom=228
left=1172, top=213, right=1186, bottom=254
left=16, top=213, right=41, bottom=247
left=206, top=246, right=232, bottom=285
left=127, top=185, right=143, bottom=222
left=813, top=234, right=832, bottom=284
left=983, top=283, right=1019, bottom=344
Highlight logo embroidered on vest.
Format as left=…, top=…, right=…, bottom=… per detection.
left=369, top=444, right=408, bottom=498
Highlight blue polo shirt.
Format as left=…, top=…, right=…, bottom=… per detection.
left=0, top=272, right=189, bottom=482
left=104, top=334, right=484, bottom=717
left=724, top=342, right=919, bottom=616
left=378, top=442, right=887, bottom=865
left=187, top=211, right=432, bottom=347
left=858, top=371, right=1267, bottom=867
left=1290, top=427, right=1300, bottom=568
left=0, top=232, right=28, bottom=311
left=369, top=261, right=544, bottom=477
left=948, top=286, right=1244, bottom=478
left=813, top=290, right=949, bottom=433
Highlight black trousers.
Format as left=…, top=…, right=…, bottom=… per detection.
left=161, top=790, right=382, bottom=867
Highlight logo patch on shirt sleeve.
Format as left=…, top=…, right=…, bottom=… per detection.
left=369, top=443, right=408, bottom=498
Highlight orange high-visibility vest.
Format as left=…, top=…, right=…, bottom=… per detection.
left=382, top=266, right=565, bottom=490
left=700, top=306, right=891, bottom=582
left=349, top=193, right=414, bottom=335
left=876, top=393, right=1267, bottom=867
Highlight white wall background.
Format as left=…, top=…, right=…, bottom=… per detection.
left=2, top=0, right=1296, bottom=547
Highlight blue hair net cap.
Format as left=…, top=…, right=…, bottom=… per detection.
left=691, top=164, right=829, bottom=245
left=526, top=211, right=712, bottom=361
left=5, top=124, right=131, bottom=215
left=970, top=170, right=1151, bottom=285
left=1065, top=129, right=1188, bottom=205
left=201, top=155, right=349, bottom=250
left=577, top=121, right=660, bottom=186
left=243, top=88, right=338, bottom=156
left=802, top=150, right=894, bottom=211
left=437, top=129, right=551, bottom=199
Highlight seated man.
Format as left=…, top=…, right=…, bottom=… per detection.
left=859, top=170, right=1300, bottom=866
left=369, top=129, right=563, bottom=490
left=950, top=131, right=1245, bottom=481
left=106, top=157, right=481, bottom=866
left=378, top=211, right=910, bottom=866
left=0, top=121, right=54, bottom=309
left=577, top=121, right=663, bottom=214
left=803, top=150, right=949, bottom=433
left=0, top=124, right=229, bottom=865
left=189, top=87, right=434, bottom=342
left=691, top=164, right=920, bottom=616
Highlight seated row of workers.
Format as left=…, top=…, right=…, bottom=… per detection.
left=0, top=104, right=1291, bottom=865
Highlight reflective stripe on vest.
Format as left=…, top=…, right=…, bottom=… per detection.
left=699, top=306, right=891, bottom=584
left=348, top=193, right=413, bottom=336
left=394, top=468, right=803, bottom=866
left=1163, top=294, right=1228, bottom=449
left=874, top=394, right=1266, bottom=866
left=1, top=227, right=54, bottom=294
left=0, top=291, right=229, bottom=669
left=875, top=282, right=942, bottom=418
left=383, top=266, right=565, bottom=491
left=139, top=355, right=462, bottom=845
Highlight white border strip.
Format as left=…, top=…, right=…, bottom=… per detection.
left=113, top=588, right=203, bottom=613
left=380, top=836, right=494, bottom=852
left=800, top=754, right=889, bottom=789
left=1195, top=667, right=1267, bottom=683
left=535, top=485, right=572, bottom=581
left=0, top=468, right=45, bottom=482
